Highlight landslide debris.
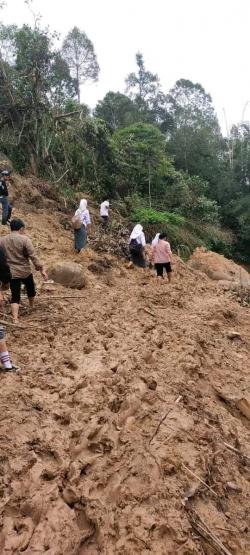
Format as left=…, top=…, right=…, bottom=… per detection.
left=189, top=246, right=250, bottom=288
left=0, top=177, right=249, bottom=554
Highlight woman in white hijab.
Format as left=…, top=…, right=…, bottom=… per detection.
left=151, top=233, right=160, bottom=247
left=129, top=224, right=146, bottom=267
left=73, top=199, right=91, bottom=252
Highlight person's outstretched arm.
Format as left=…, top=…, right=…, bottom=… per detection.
left=24, top=238, right=48, bottom=279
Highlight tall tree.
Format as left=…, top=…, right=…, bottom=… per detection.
left=126, top=52, right=158, bottom=109
left=62, top=27, right=99, bottom=103
left=125, top=52, right=171, bottom=130
left=167, top=79, right=222, bottom=194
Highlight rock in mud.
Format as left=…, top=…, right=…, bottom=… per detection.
left=48, top=262, right=86, bottom=289
left=189, top=246, right=250, bottom=288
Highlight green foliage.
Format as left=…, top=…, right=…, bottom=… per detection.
left=224, top=195, right=250, bottom=263
left=131, top=207, right=185, bottom=226
left=167, top=79, right=222, bottom=191
left=0, top=22, right=76, bottom=173
left=45, top=116, right=115, bottom=197
left=94, top=91, right=139, bottom=130
left=112, top=123, right=167, bottom=197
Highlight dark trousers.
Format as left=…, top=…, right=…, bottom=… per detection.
left=0, top=196, right=9, bottom=224
left=155, top=262, right=172, bottom=277
left=10, top=274, right=36, bottom=304
left=101, top=215, right=109, bottom=227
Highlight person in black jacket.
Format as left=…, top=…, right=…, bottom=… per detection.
left=0, top=170, right=12, bottom=225
left=0, top=247, right=19, bottom=372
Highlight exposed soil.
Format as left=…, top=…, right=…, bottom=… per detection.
left=0, top=181, right=250, bottom=554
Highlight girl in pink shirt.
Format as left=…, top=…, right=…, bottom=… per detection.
left=152, top=233, right=172, bottom=282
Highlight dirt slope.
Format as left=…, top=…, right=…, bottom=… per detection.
left=0, top=181, right=250, bottom=554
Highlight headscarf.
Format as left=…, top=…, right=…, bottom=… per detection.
left=152, top=233, right=160, bottom=247
left=75, top=198, right=87, bottom=216
left=129, top=224, right=143, bottom=241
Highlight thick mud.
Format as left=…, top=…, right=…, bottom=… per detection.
left=0, top=200, right=249, bottom=554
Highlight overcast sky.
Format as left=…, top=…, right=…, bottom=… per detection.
left=1, top=0, right=250, bottom=134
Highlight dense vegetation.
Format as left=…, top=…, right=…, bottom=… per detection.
left=0, top=4, right=249, bottom=262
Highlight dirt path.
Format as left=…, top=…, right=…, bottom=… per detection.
left=0, top=205, right=249, bottom=554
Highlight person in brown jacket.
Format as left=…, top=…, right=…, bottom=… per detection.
left=0, top=218, right=48, bottom=324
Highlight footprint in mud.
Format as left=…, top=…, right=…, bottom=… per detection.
left=88, top=436, right=114, bottom=454
left=26, top=439, right=63, bottom=482
left=0, top=517, right=35, bottom=552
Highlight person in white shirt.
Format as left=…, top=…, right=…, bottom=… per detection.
left=74, top=199, right=91, bottom=252
left=129, top=224, right=146, bottom=268
left=100, top=199, right=110, bottom=227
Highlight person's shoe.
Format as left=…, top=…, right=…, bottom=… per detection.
left=4, top=364, right=20, bottom=373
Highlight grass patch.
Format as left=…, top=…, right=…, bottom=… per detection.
left=131, top=207, right=185, bottom=226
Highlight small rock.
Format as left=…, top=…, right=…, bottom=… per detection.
left=226, top=481, right=242, bottom=493
left=227, top=330, right=242, bottom=340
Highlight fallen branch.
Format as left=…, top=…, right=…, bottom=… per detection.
left=182, top=464, right=218, bottom=497
left=222, top=442, right=250, bottom=463
left=37, top=295, right=86, bottom=300
left=189, top=510, right=233, bottom=555
left=0, top=318, right=40, bottom=330
left=53, top=169, right=69, bottom=184
left=149, top=395, right=182, bottom=444
left=140, top=307, right=156, bottom=318
left=54, top=110, right=81, bottom=120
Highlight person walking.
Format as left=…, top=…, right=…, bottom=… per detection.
left=0, top=247, right=19, bottom=371
left=0, top=170, right=12, bottom=225
left=73, top=199, right=91, bottom=253
left=129, top=224, right=146, bottom=268
left=152, top=232, right=172, bottom=282
left=0, top=218, right=48, bottom=324
left=100, top=199, right=110, bottom=227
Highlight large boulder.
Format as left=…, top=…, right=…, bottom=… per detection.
left=188, top=247, right=250, bottom=288
left=48, top=262, right=86, bottom=289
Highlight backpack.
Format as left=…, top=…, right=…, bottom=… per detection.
left=129, top=238, right=142, bottom=254
left=71, top=214, right=82, bottom=230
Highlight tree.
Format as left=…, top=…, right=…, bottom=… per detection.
left=62, top=27, right=99, bottom=103
left=112, top=123, right=167, bottom=199
left=126, top=52, right=158, bottom=109
left=94, top=91, right=139, bottom=130
left=0, top=23, right=76, bottom=174
left=125, top=52, right=171, bottom=130
left=167, top=79, right=222, bottom=193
